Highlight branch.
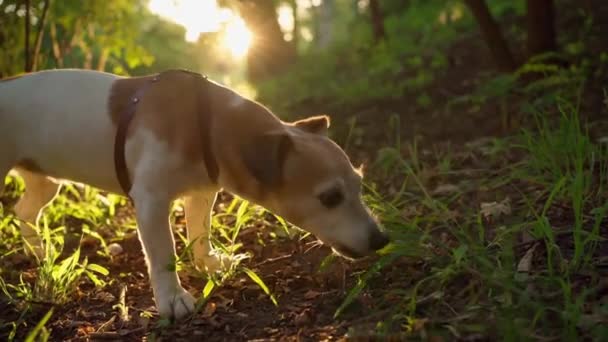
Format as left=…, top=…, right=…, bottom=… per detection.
left=50, top=22, right=63, bottom=67
left=32, top=0, right=51, bottom=71
left=464, top=0, right=517, bottom=72
left=24, top=0, right=31, bottom=72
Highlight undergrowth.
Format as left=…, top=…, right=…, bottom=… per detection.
left=336, top=94, right=608, bottom=340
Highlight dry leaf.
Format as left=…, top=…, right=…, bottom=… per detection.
left=432, top=184, right=459, bottom=195
left=480, top=198, right=511, bottom=219
left=95, top=291, right=116, bottom=302
left=517, top=243, right=537, bottom=273
left=303, top=290, right=321, bottom=300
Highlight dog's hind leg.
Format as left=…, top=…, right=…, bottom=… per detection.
left=13, top=169, right=60, bottom=255
left=184, top=190, right=222, bottom=272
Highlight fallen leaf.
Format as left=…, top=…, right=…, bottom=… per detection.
left=303, top=290, right=321, bottom=300
left=95, top=291, right=116, bottom=302
left=480, top=198, right=511, bottom=219
left=517, top=243, right=538, bottom=273
left=432, top=184, right=459, bottom=195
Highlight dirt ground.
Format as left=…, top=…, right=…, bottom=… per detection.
left=1, top=205, right=413, bottom=341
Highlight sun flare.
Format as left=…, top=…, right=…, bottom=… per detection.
left=148, top=0, right=253, bottom=58
left=223, top=19, right=252, bottom=58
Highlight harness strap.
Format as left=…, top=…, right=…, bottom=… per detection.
left=113, top=70, right=219, bottom=198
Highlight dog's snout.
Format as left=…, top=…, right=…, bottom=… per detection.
left=369, top=227, right=390, bottom=251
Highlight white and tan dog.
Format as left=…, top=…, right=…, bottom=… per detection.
left=0, top=69, right=389, bottom=319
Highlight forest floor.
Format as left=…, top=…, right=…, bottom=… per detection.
left=2, top=19, right=608, bottom=341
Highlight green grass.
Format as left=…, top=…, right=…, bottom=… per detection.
left=1, top=179, right=287, bottom=338
left=337, top=96, right=608, bottom=340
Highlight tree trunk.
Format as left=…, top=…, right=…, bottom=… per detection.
left=32, top=0, right=51, bottom=71
left=50, top=22, right=63, bottom=67
left=316, top=0, right=333, bottom=48
left=464, top=0, right=517, bottom=72
left=97, top=49, right=109, bottom=71
left=289, top=0, right=298, bottom=51
left=24, top=0, right=31, bottom=72
left=526, top=0, right=556, bottom=58
left=238, top=1, right=295, bottom=82
left=369, top=0, right=385, bottom=42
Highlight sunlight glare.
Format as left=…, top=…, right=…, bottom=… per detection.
left=149, top=0, right=230, bottom=41
left=149, top=0, right=253, bottom=58
left=223, top=18, right=252, bottom=58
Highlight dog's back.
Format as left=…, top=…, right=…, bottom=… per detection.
left=0, top=69, right=122, bottom=191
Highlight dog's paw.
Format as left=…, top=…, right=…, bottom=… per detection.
left=156, top=288, right=196, bottom=320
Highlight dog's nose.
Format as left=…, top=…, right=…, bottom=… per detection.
left=369, top=228, right=390, bottom=251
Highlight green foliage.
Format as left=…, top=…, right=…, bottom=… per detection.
left=24, top=308, right=53, bottom=342
left=2, top=218, right=109, bottom=305
left=0, top=0, right=157, bottom=75
left=244, top=267, right=277, bottom=306
left=129, top=14, right=200, bottom=76
left=519, top=100, right=608, bottom=202
left=255, top=0, right=527, bottom=115
left=336, top=92, right=607, bottom=339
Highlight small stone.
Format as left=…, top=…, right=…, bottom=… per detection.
left=108, top=243, right=123, bottom=256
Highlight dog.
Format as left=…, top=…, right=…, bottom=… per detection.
left=0, top=69, right=389, bottom=319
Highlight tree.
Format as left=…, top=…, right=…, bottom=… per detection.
left=526, top=0, right=556, bottom=58
left=315, top=0, right=334, bottom=48
left=369, top=0, right=385, bottom=42
left=31, top=0, right=51, bottom=71
left=0, top=0, right=157, bottom=76
left=288, top=0, right=299, bottom=51
left=24, top=0, right=31, bottom=71
left=464, top=0, right=516, bottom=72
left=465, top=0, right=558, bottom=71
left=236, top=0, right=295, bottom=82
left=130, top=14, right=200, bottom=76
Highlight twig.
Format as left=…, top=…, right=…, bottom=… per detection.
left=88, top=327, right=145, bottom=340
left=96, top=315, right=115, bottom=333
left=87, top=331, right=121, bottom=339
left=254, top=254, right=293, bottom=267
left=117, top=285, right=129, bottom=323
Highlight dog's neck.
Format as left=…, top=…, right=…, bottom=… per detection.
left=206, top=83, right=285, bottom=204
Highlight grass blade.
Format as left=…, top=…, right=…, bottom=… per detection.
left=243, top=268, right=277, bottom=306
left=24, top=308, right=53, bottom=342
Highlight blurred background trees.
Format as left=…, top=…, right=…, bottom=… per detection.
left=0, top=0, right=566, bottom=77
left=1, top=0, right=605, bottom=121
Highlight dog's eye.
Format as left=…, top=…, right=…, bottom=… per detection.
left=318, top=188, right=344, bottom=209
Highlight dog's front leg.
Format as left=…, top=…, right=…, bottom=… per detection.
left=132, top=188, right=195, bottom=319
left=185, top=191, right=223, bottom=272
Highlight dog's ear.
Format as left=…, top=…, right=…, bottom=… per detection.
left=292, top=115, right=330, bottom=135
left=242, top=132, right=293, bottom=186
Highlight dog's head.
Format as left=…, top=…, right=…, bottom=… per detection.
left=239, top=115, right=389, bottom=258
